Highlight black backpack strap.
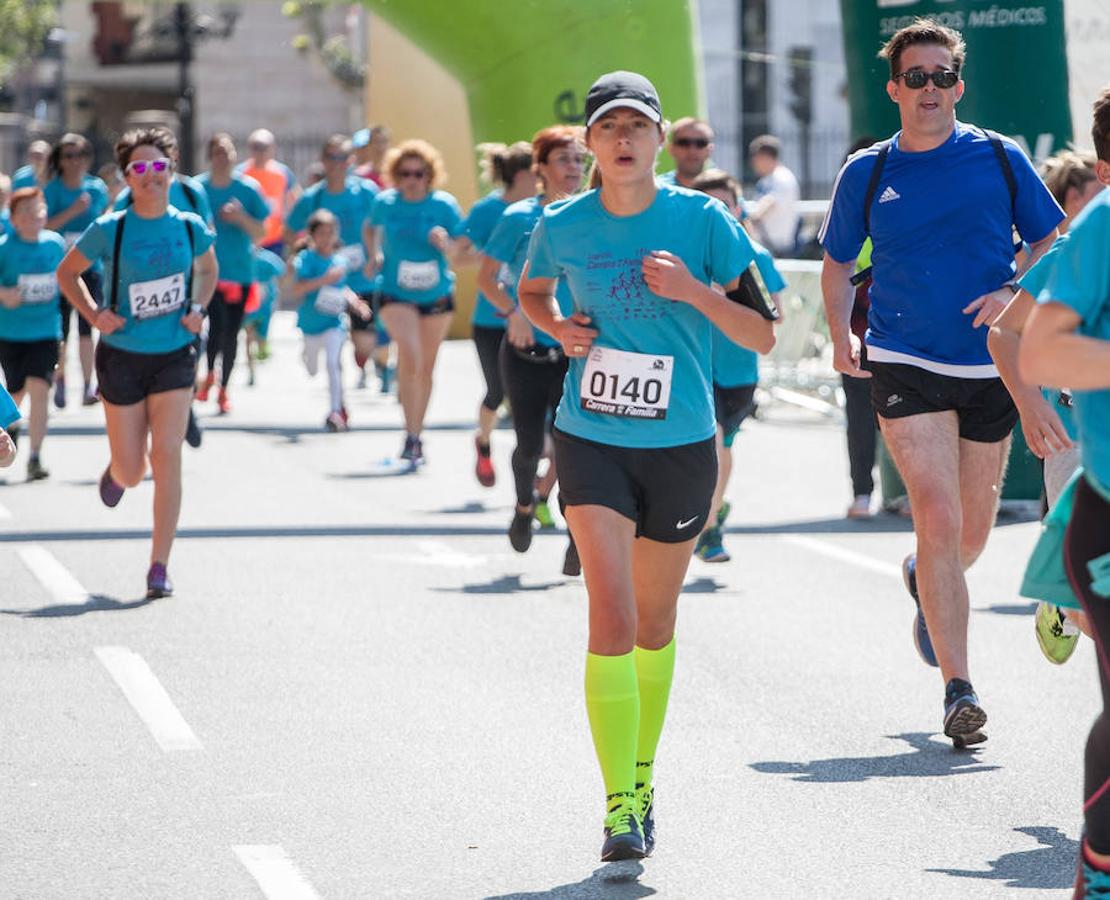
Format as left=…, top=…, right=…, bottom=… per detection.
left=862, top=140, right=893, bottom=236
left=185, top=216, right=195, bottom=303
left=109, top=212, right=126, bottom=312
left=982, top=128, right=1017, bottom=213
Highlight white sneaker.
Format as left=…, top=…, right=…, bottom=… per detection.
left=846, top=495, right=872, bottom=519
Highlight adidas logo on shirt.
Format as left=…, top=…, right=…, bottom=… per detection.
left=878, top=186, right=901, bottom=204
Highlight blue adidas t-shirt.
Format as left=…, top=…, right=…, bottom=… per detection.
left=44, top=174, right=110, bottom=272
left=370, top=189, right=464, bottom=304
left=195, top=172, right=270, bottom=284
left=463, top=192, right=510, bottom=329
left=485, top=196, right=575, bottom=349
left=1038, top=191, right=1110, bottom=490
left=75, top=208, right=214, bottom=354
left=821, top=121, right=1063, bottom=374
left=293, top=248, right=349, bottom=336
left=0, top=230, right=66, bottom=341
left=1018, top=236, right=1078, bottom=440
left=114, top=176, right=214, bottom=228
left=712, top=240, right=785, bottom=388
left=526, top=183, right=755, bottom=448
left=286, top=177, right=379, bottom=294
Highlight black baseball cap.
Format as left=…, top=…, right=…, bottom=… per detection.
left=585, top=71, right=663, bottom=127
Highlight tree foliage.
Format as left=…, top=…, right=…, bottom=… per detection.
left=0, top=0, right=57, bottom=83
left=281, top=0, right=364, bottom=91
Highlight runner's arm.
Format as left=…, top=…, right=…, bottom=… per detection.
left=191, top=246, right=218, bottom=308
left=0, top=287, right=20, bottom=307
left=1014, top=229, right=1059, bottom=280
left=518, top=261, right=597, bottom=354
left=476, top=255, right=514, bottom=316
left=1021, top=301, right=1110, bottom=390
left=821, top=253, right=867, bottom=377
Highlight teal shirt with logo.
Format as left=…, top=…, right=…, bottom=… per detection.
left=196, top=172, right=270, bottom=283
left=293, top=248, right=348, bottom=336
left=0, top=230, right=65, bottom=341
left=370, top=189, right=464, bottom=304
left=286, top=177, right=379, bottom=295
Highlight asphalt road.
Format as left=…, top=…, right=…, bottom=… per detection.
left=0, top=313, right=1095, bottom=899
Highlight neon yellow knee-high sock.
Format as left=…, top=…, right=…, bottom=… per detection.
left=584, top=651, right=640, bottom=800
left=634, top=638, right=676, bottom=789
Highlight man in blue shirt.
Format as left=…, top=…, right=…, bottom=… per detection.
left=820, top=19, right=1063, bottom=746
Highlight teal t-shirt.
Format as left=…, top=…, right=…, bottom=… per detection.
left=484, top=195, right=575, bottom=349
left=712, top=238, right=785, bottom=387
left=44, top=174, right=110, bottom=272
left=0, top=230, right=66, bottom=341
left=526, top=183, right=756, bottom=448
left=252, top=246, right=286, bottom=313
left=195, top=172, right=270, bottom=283
left=75, top=208, right=214, bottom=354
left=463, top=191, right=509, bottom=329
left=286, top=177, right=379, bottom=294
left=0, top=209, right=10, bottom=240
left=12, top=165, right=38, bottom=191
left=0, top=383, right=18, bottom=427
left=293, top=248, right=348, bottom=335
left=1038, top=190, right=1110, bottom=489
left=1019, top=235, right=1078, bottom=440
left=114, top=175, right=214, bottom=228
left=370, top=189, right=464, bottom=304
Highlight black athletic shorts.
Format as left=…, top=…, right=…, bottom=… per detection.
left=868, top=360, right=1017, bottom=443
left=554, top=428, right=717, bottom=543
left=95, top=341, right=197, bottom=406
left=377, top=294, right=454, bottom=317
left=0, top=338, right=58, bottom=393
left=714, top=382, right=757, bottom=446
left=349, top=291, right=378, bottom=332
left=59, top=271, right=101, bottom=340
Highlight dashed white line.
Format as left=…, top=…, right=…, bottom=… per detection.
left=234, top=845, right=322, bottom=900
left=18, top=545, right=88, bottom=604
left=94, top=646, right=203, bottom=753
left=781, top=534, right=902, bottom=579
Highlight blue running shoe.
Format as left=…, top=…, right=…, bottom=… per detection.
left=635, top=783, right=655, bottom=857
left=944, top=677, right=987, bottom=747
left=695, top=527, right=730, bottom=563
left=600, top=793, right=645, bottom=862
left=1079, top=857, right=1110, bottom=897
left=903, top=554, right=939, bottom=668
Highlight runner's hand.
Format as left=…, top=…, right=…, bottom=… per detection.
left=0, top=430, right=14, bottom=468
left=642, top=250, right=698, bottom=303
left=963, top=287, right=1011, bottom=328
left=350, top=299, right=372, bottom=321
left=363, top=253, right=382, bottom=279
left=219, top=199, right=244, bottom=223
left=427, top=226, right=450, bottom=253
left=553, top=311, right=598, bottom=357
left=506, top=309, right=535, bottom=349
left=832, top=333, right=870, bottom=378
left=93, top=308, right=126, bottom=335
left=1017, top=393, right=1074, bottom=459
left=182, top=311, right=204, bottom=335
left=72, top=192, right=91, bottom=214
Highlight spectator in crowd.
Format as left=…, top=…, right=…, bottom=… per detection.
left=353, top=124, right=390, bottom=188
left=660, top=118, right=715, bottom=188
left=12, top=140, right=51, bottom=190
left=746, top=134, right=801, bottom=257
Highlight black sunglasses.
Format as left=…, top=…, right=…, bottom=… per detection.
left=673, top=137, right=710, bottom=149
left=895, top=69, right=959, bottom=90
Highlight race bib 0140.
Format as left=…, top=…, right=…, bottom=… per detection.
left=397, top=259, right=439, bottom=292
left=129, top=272, right=186, bottom=320
left=17, top=272, right=58, bottom=305
left=580, top=346, right=673, bottom=420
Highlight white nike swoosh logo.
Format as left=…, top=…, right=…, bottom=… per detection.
left=676, top=517, right=698, bottom=529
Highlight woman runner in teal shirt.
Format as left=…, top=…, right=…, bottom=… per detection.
left=519, top=71, right=774, bottom=862
left=57, top=127, right=218, bottom=600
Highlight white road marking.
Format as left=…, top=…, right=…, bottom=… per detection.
left=781, top=534, right=902, bottom=580
left=17, top=545, right=88, bottom=604
left=373, top=540, right=488, bottom=569
left=233, top=845, right=322, bottom=900
left=94, top=646, right=202, bottom=753
left=0, top=499, right=11, bottom=519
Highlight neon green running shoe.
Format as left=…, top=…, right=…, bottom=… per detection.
left=601, top=793, right=645, bottom=862
left=716, top=499, right=731, bottom=528
left=1035, top=602, right=1080, bottom=665
left=534, top=500, right=555, bottom=529
left=635, top=782, right=655, bottom=857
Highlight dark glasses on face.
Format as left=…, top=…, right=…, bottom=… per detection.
left=397, top=169, right=427, bottom=180
left=324, top=153, right=350, bottom=162
left=895, top=69, right=959, bottom=90
left=125, top=158, right=172, bottom=176
left=673, top=138, right=710, bottom=149
left=61, top=151, right=89, bottom=160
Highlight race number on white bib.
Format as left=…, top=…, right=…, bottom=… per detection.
left=315, top=285, right=349, bottom=316
left=129, top=272, right=186, bottom=320
left=397, top=259, right=439, bottom=292
left=580, top=346, right=673, bottom=420
left=17, top=273, right=58, bottom=304
left=336, top=244, right=366, bottom=273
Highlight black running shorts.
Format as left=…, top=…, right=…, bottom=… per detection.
left=377, top=294, right=454, bottom=317
left=554, top=428, right=717, bottom=543
left=0, top=338, right=58, bottom=393
left=868, top=360, right=1017, bottom=443
left=349, top=291, right=378, bottom=332
left=95, top=342, right=198, bottom=406
left=713, top=382, right=757, bottom=446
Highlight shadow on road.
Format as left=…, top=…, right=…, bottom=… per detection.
left=0, top=593, right=153, bottom=618
left=486, top=861, right=655, bottom=899
left=977, top=601, right=1038, bottom=617
left=434, top=574, right=567, bottom=595
left=681, top=577, right=731, bottom=594
left=750, top=732, right=1000, bottom=783
left=926, top=826, right=1078, bottom=890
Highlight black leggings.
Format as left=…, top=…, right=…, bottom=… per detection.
left=206, top=285, right=249, bottom=387
left=842, top=342, right=877, bottom=496
left=60, top=271, right=101, bottom=341
left=1066, top=476, right=1110, bottom=853
left=499, top=341, right=567, bottom=508
left=473, top=325, right=505, bottom=413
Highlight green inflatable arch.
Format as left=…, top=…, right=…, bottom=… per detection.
left=361, top=0, right=703, bottom=147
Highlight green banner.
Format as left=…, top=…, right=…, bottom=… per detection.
left=839, top=0, right=1071, bottom=160
left=362, top=0, right=701, bottom=150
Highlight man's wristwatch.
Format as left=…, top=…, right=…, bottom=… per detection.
left=1003, top=281, right=1020, bottom=295
left=189, top=303, right=207, bottom=317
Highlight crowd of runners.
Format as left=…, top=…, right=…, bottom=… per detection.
left=0, top=16, right=1109, bottom=890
